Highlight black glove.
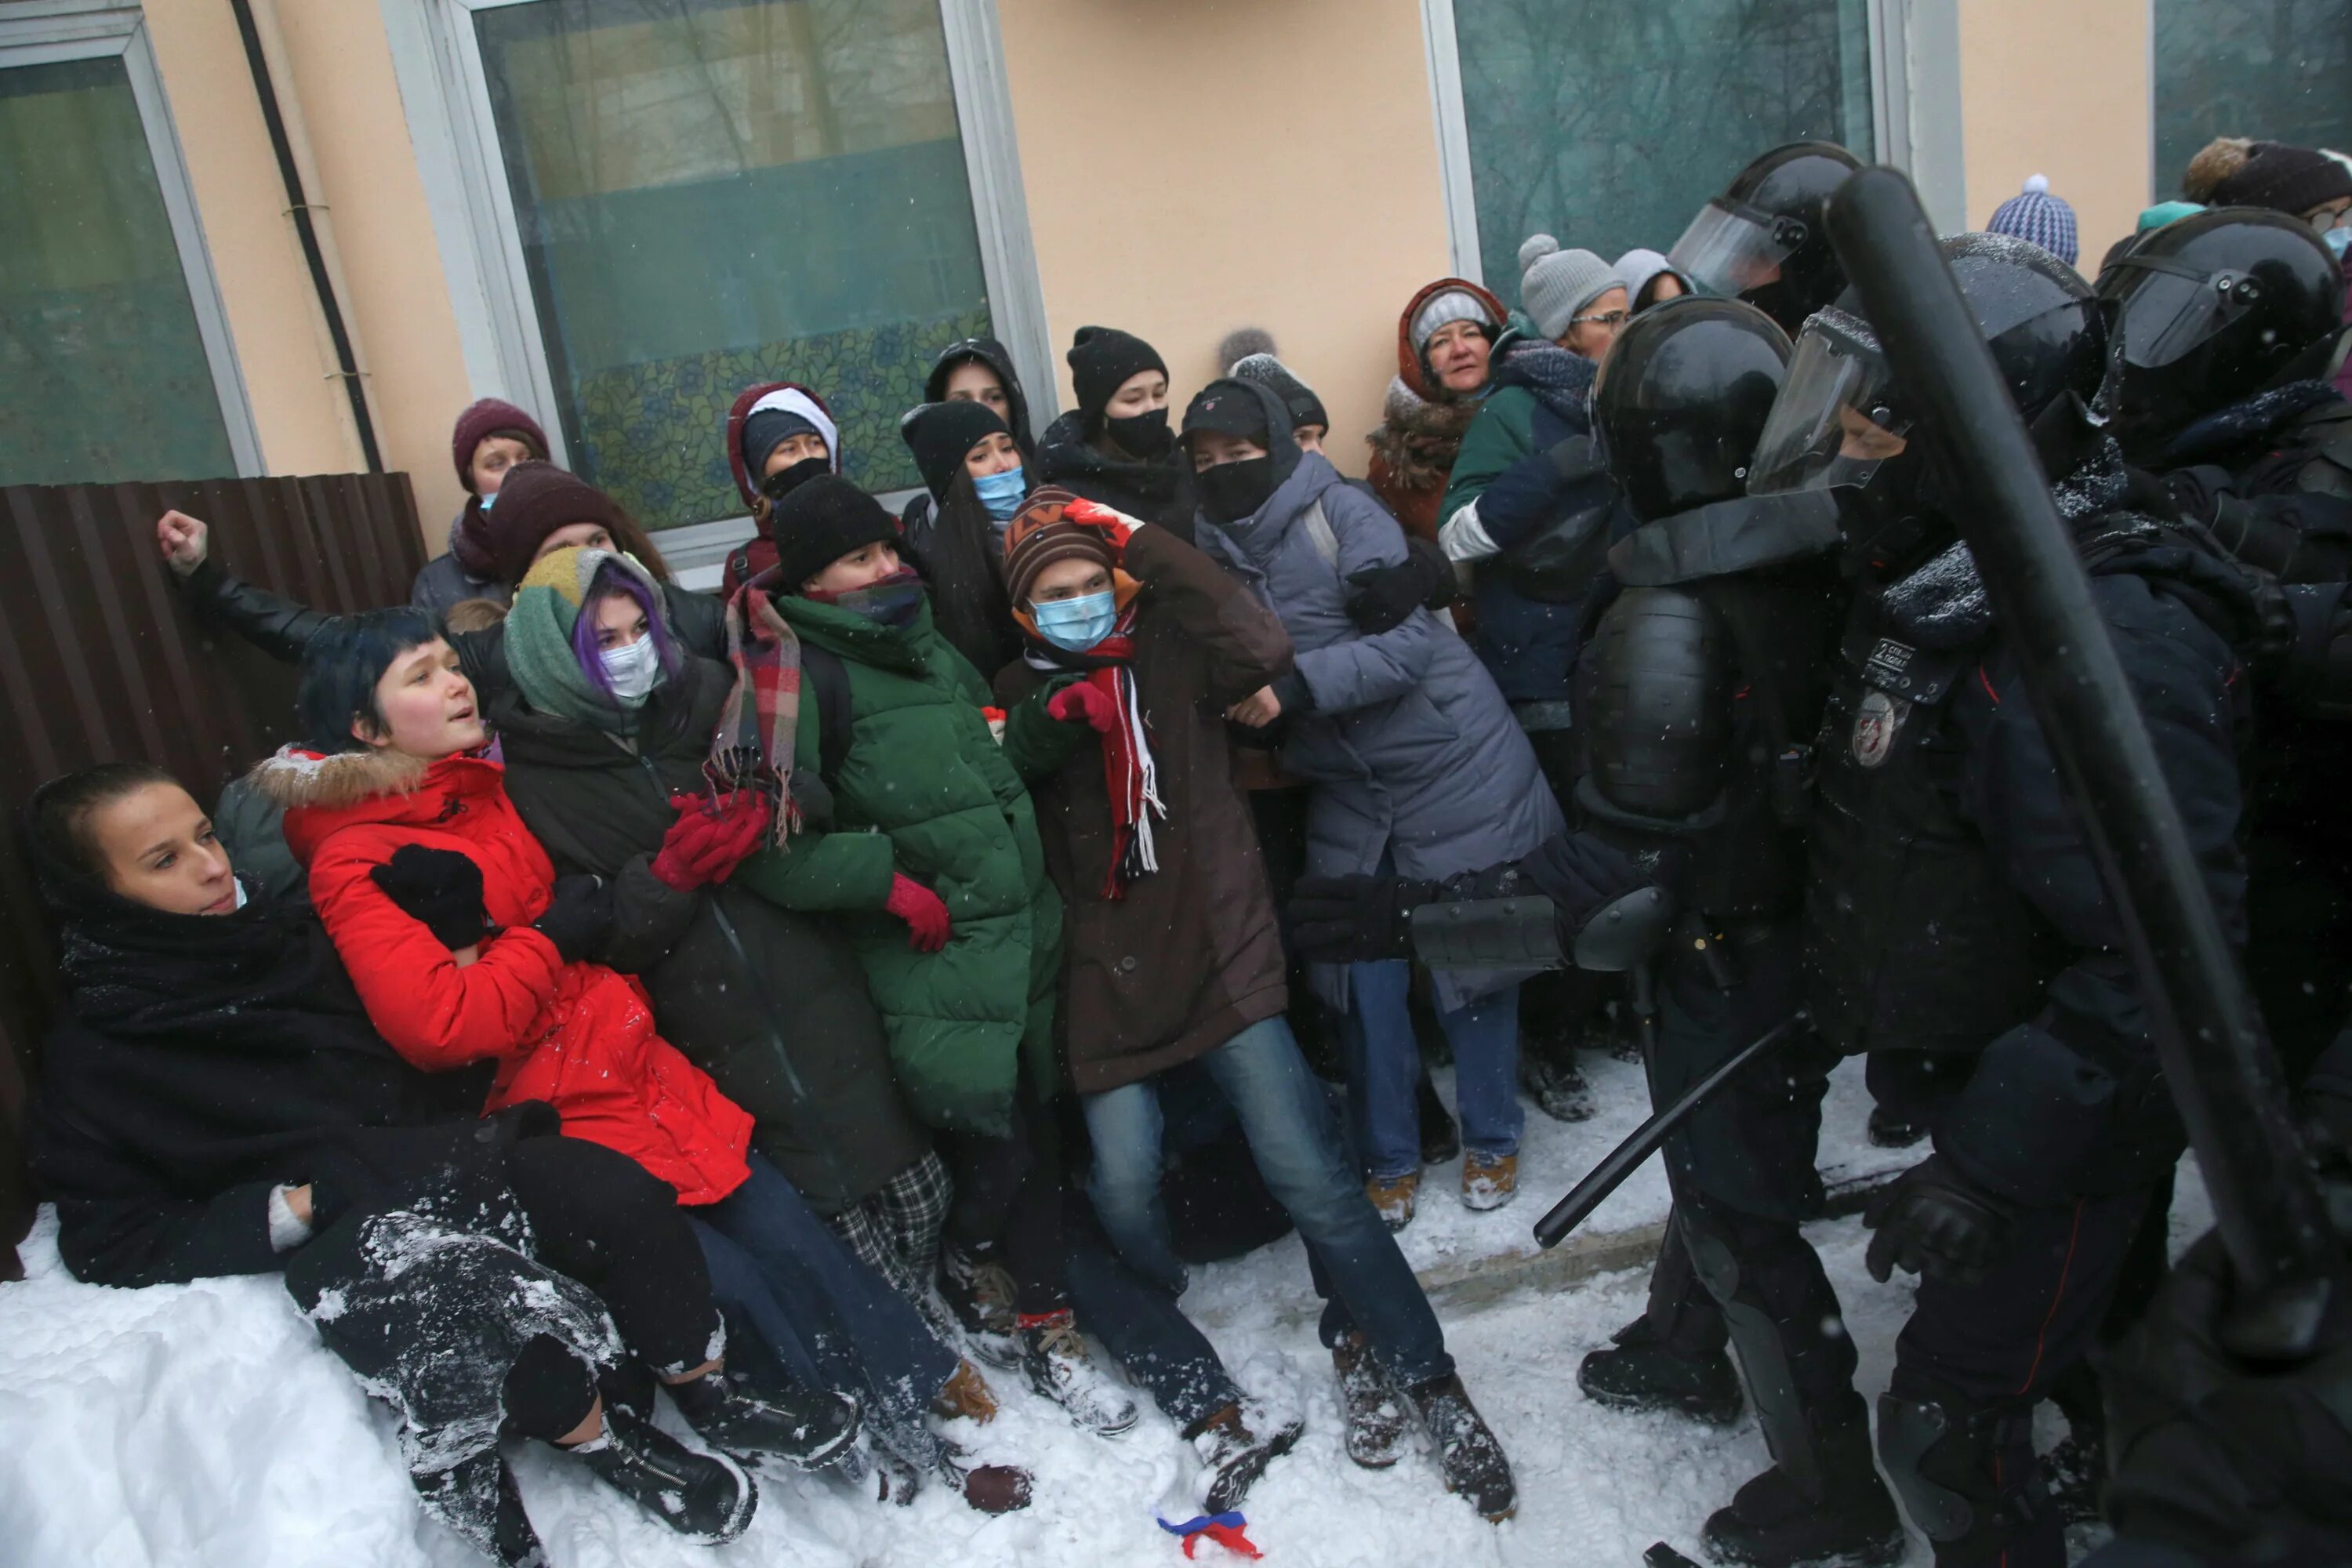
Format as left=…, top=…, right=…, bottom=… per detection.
left=369, top=844, right=488, bottom=949
left=1345, top=535, right=1456, bottom=633
left=1864, top=1156, right=2014, bottom=1287
left=1286, top=873, right=1443, bottom=963
left=531, top=873, right=613, bottom=965
left=1511, top=832, right=1653, bottom=932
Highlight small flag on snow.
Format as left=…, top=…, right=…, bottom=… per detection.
left=1157, top=1512, right=1263, bottom=1559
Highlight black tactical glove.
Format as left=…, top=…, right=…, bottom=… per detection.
left=1286, top=874, right=1443, bottom=964
left=531, top=873, right=613, bottom=965
left=1864, top=1155, right=2014, bottom=1287
left=368, top=844, right=489, bottom=949
left=1345, top=535, right=1457, bottom=633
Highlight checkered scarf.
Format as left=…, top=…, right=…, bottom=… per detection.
left=708, top=566, right=803, bottom=844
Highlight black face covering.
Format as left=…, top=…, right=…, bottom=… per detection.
left=760, top=456, right=830, bottom=506
left=1102, top=407, right=1173, bottom=460
left=1198, top=456, right=1276, bottom=525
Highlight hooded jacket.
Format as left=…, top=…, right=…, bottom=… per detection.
left=1034, top=408, right=1196, bottom=542
left=994, top=524, right=1296, bottom=1093
left=488, top=652, right=929, bottom=1214
left=1191, top=380, right=1566, bottom=1012
left=731, top=597, right=1075, bottom=1137
left=723, top=382, right=844, bottom=596
left=250, top=746, right=754, bottom=1204
left=1366, top=278, right=1509, bottom=541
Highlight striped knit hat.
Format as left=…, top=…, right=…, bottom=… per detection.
left=1987, top=175, right=2079, bottom=267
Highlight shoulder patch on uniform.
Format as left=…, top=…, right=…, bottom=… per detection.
left=1851, top=689, right=1910, bottom=768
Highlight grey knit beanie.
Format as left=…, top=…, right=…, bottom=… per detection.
left=1518, top=235, right=1621, bottom=339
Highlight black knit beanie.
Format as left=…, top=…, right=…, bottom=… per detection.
left=2211, top=143, right=2352, bottom=217
left=771, top=475, right=902, bottom=589
left=899, top=400, right=1012, bottom=502
left=1066, top=326, right=1168, bottom=429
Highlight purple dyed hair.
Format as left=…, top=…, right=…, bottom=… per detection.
left=572, top=557, right=680, bottom=699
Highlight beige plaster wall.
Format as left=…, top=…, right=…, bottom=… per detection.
left=1956, top=0, right=2151, bottom=271
left=997, top=0, right=1454, bottom=467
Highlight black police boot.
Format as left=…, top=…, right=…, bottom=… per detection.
left=1700, top=1414, right=1905, bottom=1567
left=666, top=1369, right=860, bottom=1469
left=570, top=1401, right=758, bottom=1544
left=1408, top=1370, right=1518, bottom=1523
left=1522, top=1051, right=1596, bottom=1123
left=1577, top=1316, right=1744, bottom=1425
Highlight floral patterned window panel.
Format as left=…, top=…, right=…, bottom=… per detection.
left=474, top=0, right=993, bottom=526
left=1450, top=0, right=1874, bottom=289
left=0, top=56, right=236, bottom=486
left=2152, top=0, right=2352, bottom=201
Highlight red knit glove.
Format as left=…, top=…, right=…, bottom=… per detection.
left=884, top=873, right=952, bottom=953
left=1059, top=498, right=1138, bottom=550
left=650, top=792, right=774, bottom=891
left=1047, top=681, right=1119, bottom=733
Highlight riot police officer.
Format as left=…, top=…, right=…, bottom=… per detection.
left=1669, top=140, right=1865, bottom=335
left=1754, top=234, right=2262, bottom=1568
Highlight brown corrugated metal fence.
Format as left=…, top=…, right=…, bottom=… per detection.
left=0, top=474, right=425, bottom=1276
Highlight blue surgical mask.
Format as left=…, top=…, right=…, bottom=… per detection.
left=1031, top=589, right=1116, bottom=652
left=2327, top=224, right=2350, bottom=261
left=478, top=492, right=498, bottom=511
left=974, top=465, right=1028, bottom=521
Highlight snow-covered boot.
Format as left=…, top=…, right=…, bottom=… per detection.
left=1461, top=1150, right=1519, bottom=1211
left=1021, top=1309, right=1140, bottom=1436
left=1700, top=1416, right=1904, bottom=1567
left=1365, top=1170, right=1421, bottom=1232
left=1408, top=1372, right=1518, bottom=1523
left=938, top=1243, right=1023, bottom=1369
left=492, top=1459, right=550, bottom=1567
left=1333, top=1331, right=1408, bottom=1469
left=1189, top=1400, right=1305, bottom=1513
left=572, top=1401, right=757, bottom=1544
left=668, top=1369, right=860, bottom=1468
left=1523, top=1051, right=1596, bottom=1123
left=1577, top=1316, right=1744, bottom=1424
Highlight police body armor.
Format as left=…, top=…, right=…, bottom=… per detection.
left=1803, top=593, right=2063, bottom=1058
left=1574, top=493, right=1846, bottom=922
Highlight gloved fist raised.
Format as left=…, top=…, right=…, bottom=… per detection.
left=1344, top=535, right=1457, bottom=633
left=532, top=873, right=614, bottom=965
left=1047, top=681, right=1119, bottom=733
left=884, top=873, right=952, bottom=953
left=1058, top=498, right=1141, bottom=550
left=1286, top=874, right=1444, bottom=964
left=370, top=844, right=489, bottom=949
left=650, top=790, right=774, bottom=891
left=1864, top=1156, right=2014, bottom=1288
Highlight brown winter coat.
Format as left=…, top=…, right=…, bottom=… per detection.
left=1364, top=278, right=1509, bottom=541
left=994, top=525, right=1295, bottom=1094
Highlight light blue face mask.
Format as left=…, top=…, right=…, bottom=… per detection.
left=974, top=465, right=1028, bottom=521
left=1031, top=589, right=1116, bottom=652
left=478, top=492, right=498, bottom=511
left=2327, top=224, right=2350, bottom=262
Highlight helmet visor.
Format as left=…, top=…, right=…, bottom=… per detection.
left=2107, top=256, right=2262, bottom=369
left=1668, top=200, right=1809, bottom=298
left=1746, top=317, right=1912, bottom=495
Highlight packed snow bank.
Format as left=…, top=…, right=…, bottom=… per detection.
left=0, top=1058, right=2210, bottom=1567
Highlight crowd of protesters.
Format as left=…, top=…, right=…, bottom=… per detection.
left=19, top=129, right=2352, bottom=1568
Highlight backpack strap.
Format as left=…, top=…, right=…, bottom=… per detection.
left=723, top=544, right=753, bottom=596
left=799, top=641, right=855, bottom=793
left=1301, top=497, right=1341, bottom=568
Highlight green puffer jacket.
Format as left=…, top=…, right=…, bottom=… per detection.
left=734, top=595, right=1076, bottom=1138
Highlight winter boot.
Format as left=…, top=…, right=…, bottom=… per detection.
left=1189, top=1400, right=1305, bottom=1513
left=939, top=1441, right=1035, bottom=1514
left=938, top=1243, right=1023, bottom=1369
left=1021, top=1309, right=1141, bottom=1436
left=667, top=1369, right=860, bottom=1469
left=1366, top=1169, right=1421, bottom=1232
left=571, top=1401, right=758, bottom=1544
left=1523, top=1051, right=1596, bottom=1122
left=1417, top=1073, right=1461, bottom=1163
left=1867, top=1106, right=1929, bottom=1149
left=931, top=1359, right=1000, bottom=1425
left=1408, top=1372, right=1518, bottom=1523
left=869, top=1416, right=1033, bottom=1514
left=1333, top=1331, right=1409, bottom=1469
left=1700, top=1415, right=1905, bottom=1568
left=1577, top=1316, right=1745, bottom=1425
left=1461, top=1150, right=1519, bottom=1211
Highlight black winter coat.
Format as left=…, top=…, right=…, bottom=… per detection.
left=1033, top=409, right=1196, bottom=543
left=487, top=657, right=929, bottom=1214
left=901, top=334, right=1040, bottom=554
left=906, top=477, right=1025, bottom=684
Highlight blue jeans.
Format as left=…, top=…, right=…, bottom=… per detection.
left=1337, top=961, right=1523, bottom=1180
left=1066, top=1215, right=1241, bottom=1432
left=1083, top=1014, right=1453, bottom=1388
left=691, top=1152, right=959, bottom=1425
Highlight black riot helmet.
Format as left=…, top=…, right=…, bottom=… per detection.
left=1668, top=140, right=1863, bottom=334
left=2096, top=207, right=2348, bottom=453
left=1592, top=298, right=1793, bottom=521
left=1749, top=234, right=2105, bottom=563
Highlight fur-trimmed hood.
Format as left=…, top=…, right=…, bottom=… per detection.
left=1364, top=375, right=1485, bottom=492
left=247, top=746, right=499, bottom=866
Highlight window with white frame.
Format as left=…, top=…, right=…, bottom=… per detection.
left=1426, top=0, right=1881, bottom=296
left=413, top=0, right=1047, bottom=533
left=0, top=5, right=257, bottom=485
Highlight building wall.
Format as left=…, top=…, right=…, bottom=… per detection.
left=1956, top=0, right=2152, bottom=270
left=996, top=0, right=1454, bottom=461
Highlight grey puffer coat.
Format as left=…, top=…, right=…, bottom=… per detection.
left=1192, top=381, right=1564, bottom=1011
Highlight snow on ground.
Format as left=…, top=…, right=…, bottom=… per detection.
left=0, top=1055, right=2212, bottom=1568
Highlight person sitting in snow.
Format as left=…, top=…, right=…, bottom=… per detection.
left=26, top=762, right=784, bottom=1562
